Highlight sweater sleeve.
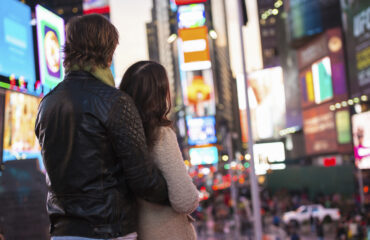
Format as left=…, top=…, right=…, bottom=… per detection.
left=152, top=127, right=199, bottom=214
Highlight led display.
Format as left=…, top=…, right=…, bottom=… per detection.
left=186, top=116, right=217, bottom=146
left=0, top=0, right=38, bottom=95
left=177, top=4, right=206, bottom=29
left=36, top=5, right=65, bottom=94
left=3, top=91, right=44, bottom=172
left=189, top=146, right=218, bottom=165
left=253, top=142, right=286, bottom=175
left=352, top=111, right=370, bottom=169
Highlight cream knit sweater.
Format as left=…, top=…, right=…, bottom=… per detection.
left=137, top=127, right=199, bottom=240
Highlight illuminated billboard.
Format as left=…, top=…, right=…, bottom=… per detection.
left=178, top=26, right=211, bottom=71
left=312, top=57, right=333, bottom=104
left=180, top=69, right=216, bottom=117
left=300, top=56, right=334, bottom=105
left=83, top=0, right=110, bottom=14
left=177, top=4, right=206, bottom=29
left=175, top=0, right=207, bottom=5
left=186, top=116, right=217, bottom=146
left=303, top=102, right=337, bottom=155
left=3, top=91, right=44, bottom=172
left=0, top=0, right=38, bottom=95
left=248, top=67, right=286, bottom=140
left=352, top=111, right=370, bottom=169
left=341, top=0, right=370, bottom=97
left=189, top=146, right=218, bottom=165
left=253, top=142, right=286, bottom=175
left=36, top=5, right=65, bottom=94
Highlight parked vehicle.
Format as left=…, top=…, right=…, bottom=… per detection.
left=282, top=204, right=340, bottom=226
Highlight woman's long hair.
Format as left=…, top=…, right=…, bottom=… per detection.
left=119, top=61, right=172, bottom=150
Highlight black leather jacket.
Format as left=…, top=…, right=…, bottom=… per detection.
left=35, top=71, right=169, bottom=238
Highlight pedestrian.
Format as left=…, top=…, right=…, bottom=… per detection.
left=35, top=14, right=169, bottom=240
left=119, top=61, right=199, bottom=240
left=316, top=219, right=324, bottom=240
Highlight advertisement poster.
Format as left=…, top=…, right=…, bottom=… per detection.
left=335, top=110, right=352, bottom=144
left=352, top=111, right=370, bottom=169
left=180, top=68, right=216, bottom=117
left=247, top=67, right=286, bottom=140
left=175, top=0, right=207, bottom=5
left=189, top=146, right=218, bottom=165
left=36, top=5, right=65, bottom=93
left=0, top=0, right=38, bottom=95
left=253, top=142, right=286, bottom=175
left=3, top=91, right=43, bottom=171
left=298, top=28, right=347, bottom=108
left=178, top=26, right=211, bottom=71
left=177, top=3, right=206, bottom=29
left=303, top=102, right=338, bottom=155
left=312, top=57, right=334, bottom=104
left=341, top=0, right=370, bottom=97
left=83, top=0, right=110, bottom=15
left=186, top=116, right=217, bottom=146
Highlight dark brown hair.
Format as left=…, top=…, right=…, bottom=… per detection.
left=119, top=61, right=172, bottom=150
left=63, top=14, right=119, bottom=69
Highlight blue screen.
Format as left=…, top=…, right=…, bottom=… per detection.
left=0, top=0, right=37, bottom=95
left=186, top=116, right=217, bottom=146
left=189, top=146, right=218, bottom=165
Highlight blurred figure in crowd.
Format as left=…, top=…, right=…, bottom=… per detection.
left=315, top=218, right=324, bottom=240
left=120, top=61, right=199, bottom=240
left=35, top=14, right=169, bottom=240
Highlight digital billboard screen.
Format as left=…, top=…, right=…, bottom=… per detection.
left=3, top=91, right=44, bottom=172
left=180, top=69, right=216, bottom=117
left=312, top=57, right=334, bottom=104
left=177, top=4, right=206, bottom=29
left=0, top=0, right=38, bottom=95
left=178, top=26, right=211, bottom=71
left=341, top=0, right=370, bottom=97
left=186, top=116, right=217, bottom=146
left=352, top=111, right=370, bottom=169
left=175, top=0, right=207, bottom=5
left=253, top=142, right=286, bottom=175
left=300, top=56, right=334, bottom=107
left=189, top=146, right=218, bottom=165
left=36, top=5, right=65, bottom=94
left=248, top=67, right=286, bottom=140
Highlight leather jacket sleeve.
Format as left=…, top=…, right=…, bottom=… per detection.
left=107, top=93, right=169, bottom=205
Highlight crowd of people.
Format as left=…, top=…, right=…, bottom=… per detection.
left=191, top=188, right=369, bottom=239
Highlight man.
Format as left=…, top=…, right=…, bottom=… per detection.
left=35, top=14, right=168, bottom=240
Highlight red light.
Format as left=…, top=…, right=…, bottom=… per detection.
left=364, top=186, right=369, bottom=193
left=175, top=0, right=207, bottom=5
left=323, top=157, right=336, bottom=167
left=200, top=186, right=206, bottom=192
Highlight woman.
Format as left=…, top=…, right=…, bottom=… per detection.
left=119, top=61, right=199, bottom=240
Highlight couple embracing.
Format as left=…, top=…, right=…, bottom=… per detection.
left=35, top=14, right=199, bottom=240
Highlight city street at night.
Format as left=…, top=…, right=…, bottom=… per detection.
left=0, top=0, right=369, bottom=239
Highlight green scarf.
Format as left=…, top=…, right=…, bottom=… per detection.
left=68, top=65, right=115, bottom=87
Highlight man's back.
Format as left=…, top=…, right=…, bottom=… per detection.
left=36, top=71, right=168, bottom=239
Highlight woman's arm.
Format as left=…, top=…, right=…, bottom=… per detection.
left=153, top=127, right=199, bottom=214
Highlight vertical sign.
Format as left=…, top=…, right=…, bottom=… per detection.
left=36, top=5, right=65, bottom=93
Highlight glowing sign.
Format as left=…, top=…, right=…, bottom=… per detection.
left=253, top=142, right=286, bottom=175
left=0, top=0, right=38, bottom=95
left=175, top=0, right=207, bottom=5
left=36, top=5, right=65, bottom=93
left=178, top=26, right=211, bottom=71
left=352, top=111, right=370, bottom=169
left=186, top=116, right=217, bottom=145
left=189, top=146, right=218, bottom=165
left=178, top=4, right=206, bottom=29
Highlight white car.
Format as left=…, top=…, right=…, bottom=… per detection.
left=282, top=204, right=340, bottom=225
